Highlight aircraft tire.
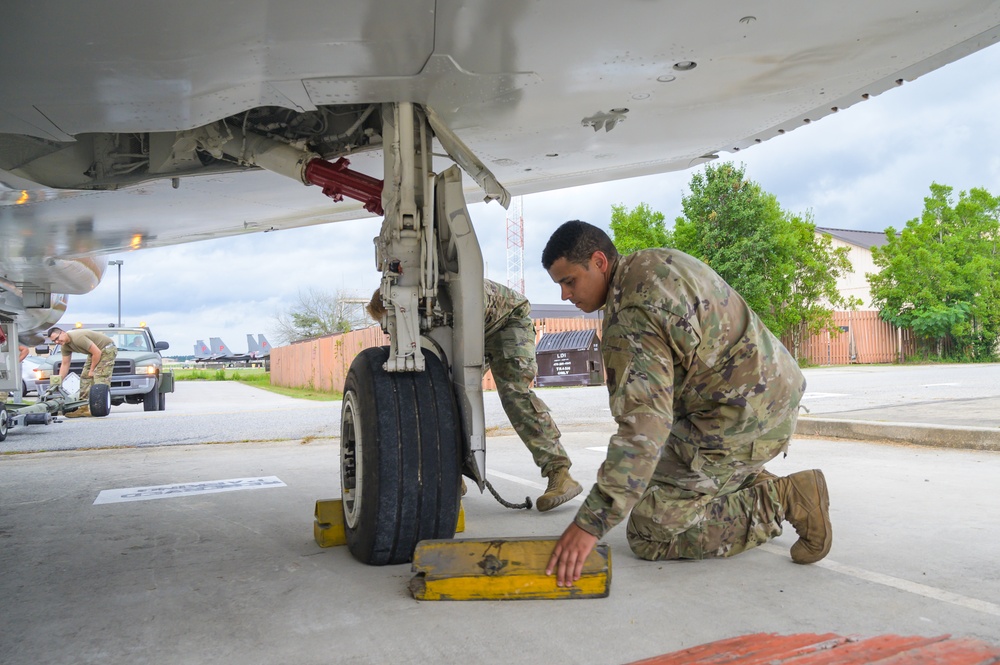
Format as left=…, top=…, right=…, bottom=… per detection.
left=90, top=384, right=111, bottom=417
left=143, top=384, right=159, bottom=411
left=340, top=346, right=462, bottom=566
left=0, top=406, right=8, bottom=441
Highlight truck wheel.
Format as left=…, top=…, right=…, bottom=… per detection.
left=90, top=384, right=111, bottom=417
left=143, top=385, right=159, bottom=411
left=0, top=406, right=8, bottom=441
left=340, top=346, right=462, bottom=566
left=158, top=392, right=166, bottom=411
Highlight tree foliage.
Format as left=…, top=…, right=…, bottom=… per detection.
left=272, top=288, right=371, bottom=344
left=609, top=202, right=668, bottom=254
left=671, top=163, right=854, bottom=344
left=782, top=215, right=859, bottom=355
left=869, top=183, right=1000, bottom=360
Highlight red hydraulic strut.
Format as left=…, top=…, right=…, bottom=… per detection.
left=304, top=157, right=384, bottom=216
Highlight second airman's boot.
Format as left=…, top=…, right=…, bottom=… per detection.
left=774, top=469, right=832, bottom=564
left=536, top=467, right=582, bottom=512
left=65, top=405, right=91, bottom=418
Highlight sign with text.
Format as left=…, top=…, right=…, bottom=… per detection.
left=93, top=476, right=286, bottom=504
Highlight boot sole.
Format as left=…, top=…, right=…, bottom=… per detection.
left=536, top=482, right=583, bottom=512
left=791, top=470, right=832, bottom=564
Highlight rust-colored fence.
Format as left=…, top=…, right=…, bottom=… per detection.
left=783, top=310, right=915, bottom=365
left=271, top=318, right=602, bottom=393
left=272, top=311, right=909, bottom=392
left=270, top=326, right=389, bottom=392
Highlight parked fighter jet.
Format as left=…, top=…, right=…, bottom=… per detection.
left=246, top=334, right=272, bottom=360
left=193, top=340, right=212, bottom=362
left=2, top=1, right=999, bottom=566
left=208, top=338, right=250, bottom=363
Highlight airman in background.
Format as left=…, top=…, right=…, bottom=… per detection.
left=47, top=327, right=118, bottom=418
left=367, top=281, right=582, bottom=511
left=541, top=220, right=831, bottom=587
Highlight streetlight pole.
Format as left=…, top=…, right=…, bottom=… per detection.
left=108, top=260, right=123, bottom=327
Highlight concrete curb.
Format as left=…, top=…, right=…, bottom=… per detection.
left=796, top=417, right=1000, bottom=452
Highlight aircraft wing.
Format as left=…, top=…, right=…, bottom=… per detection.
left=2, top=1, right=1000, bottom=329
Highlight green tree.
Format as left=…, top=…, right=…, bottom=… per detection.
left=782, top=215, right=859, bottom=358
left=672, top=162, right=853, bottom=346
left=673, top=163, right=791, bottom=332
left=609, top=202, right=668, bottom=253
left=869, top=183, right=1000, bottom=360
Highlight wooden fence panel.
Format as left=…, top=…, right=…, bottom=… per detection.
left=273, top=319, right=602, bottom=393
left=274, top=312, right=918, bottom=391
left=782, top=310, right=915, bottom=366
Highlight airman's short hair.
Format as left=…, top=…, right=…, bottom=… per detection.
left=366, top=289, right=387, bottom=321
left=541, top=220, right=619, bottom=269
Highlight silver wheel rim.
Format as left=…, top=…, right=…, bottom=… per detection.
left=340, top=391, right=362, bottom=529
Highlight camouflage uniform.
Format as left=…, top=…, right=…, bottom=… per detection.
left=573, top=249, right=806, bottom=560
left=483, top=279, right=571, bottom=476
left=61, top=330, right=118, bottom=400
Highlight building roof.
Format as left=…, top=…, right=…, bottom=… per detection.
left=529, top=303, right=603, bottom=320
left=815, top=227, right=893, bottom=249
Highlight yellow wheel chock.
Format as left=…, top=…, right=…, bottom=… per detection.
left=408, top=536, right=611, bottom=601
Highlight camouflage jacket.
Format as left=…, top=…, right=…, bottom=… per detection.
left=483, top=279, right=531, bottom=338
left=574, top=249, right=807, bottom=538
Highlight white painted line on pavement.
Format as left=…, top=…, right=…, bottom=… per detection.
left=93, top=476, right=286, bottom=504
left=760, top=544, right=1000, bottom=617
left=923, top=382, right=960, bottom=387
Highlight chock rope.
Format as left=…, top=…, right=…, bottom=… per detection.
left=483, top=478, right=532, bottom=510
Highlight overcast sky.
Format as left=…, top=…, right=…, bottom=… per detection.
left=62, top=43, right=1000, bottom=356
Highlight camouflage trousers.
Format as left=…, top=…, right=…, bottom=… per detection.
left=78, top=346, right=118, bottom=400
left=625, top=410, right=798, bottom=561
left=484, top=319, right=570, bottom=477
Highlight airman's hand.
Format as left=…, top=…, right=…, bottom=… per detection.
left=545, top=522, right=598, bottom=587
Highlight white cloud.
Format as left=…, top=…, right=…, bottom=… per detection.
left=59, top=43, right=1000, bottom=354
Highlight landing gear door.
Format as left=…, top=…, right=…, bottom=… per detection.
left=434, top=165, right=487, bottom=485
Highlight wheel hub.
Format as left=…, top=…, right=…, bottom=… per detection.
left=340, top=391, right=362, bottom=529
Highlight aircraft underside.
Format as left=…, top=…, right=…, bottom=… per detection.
left=4, top=0, right=1000, bottom=564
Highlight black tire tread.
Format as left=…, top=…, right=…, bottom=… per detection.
left=343, top=346, right=462, bottom=565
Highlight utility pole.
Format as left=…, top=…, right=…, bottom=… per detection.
left=108, top=260, right=123, bottom=326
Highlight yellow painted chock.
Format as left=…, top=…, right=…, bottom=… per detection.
left=313, top=499, right=346, bottom=548
left=408, top=536, right=611, bottom=601
left=314, top=499, right=465, bottom=548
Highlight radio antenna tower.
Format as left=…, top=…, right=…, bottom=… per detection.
left=506, top=196, right=525, bottom=295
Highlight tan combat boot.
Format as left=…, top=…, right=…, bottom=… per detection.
left=65, top=405, right=91, bottom=418
left=774, top=470, right=832, bottom=564
left=536, top=467, right=582, bottom=512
